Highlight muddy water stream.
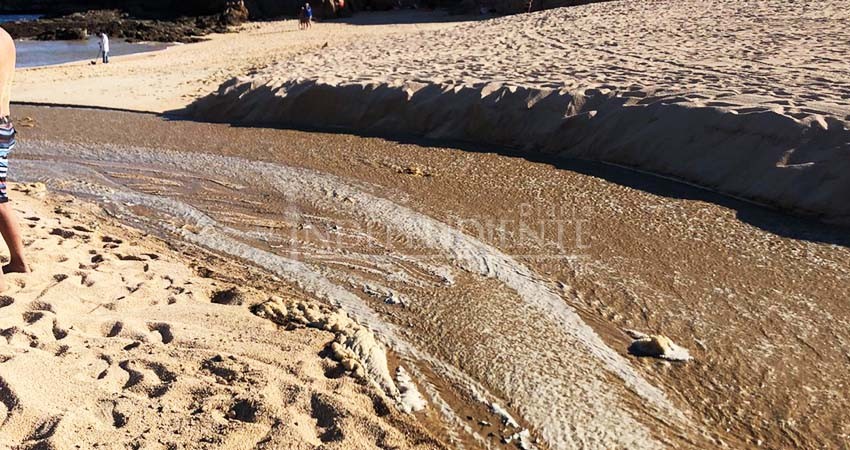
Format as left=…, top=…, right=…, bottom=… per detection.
left=13, top=106, right=850, bottom=449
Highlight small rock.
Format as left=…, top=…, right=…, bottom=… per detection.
left=50, top=228, right=75, bottom=239
left=627, top=332, right=692, bottom=362
left=399, top=166, right=432, bottom=177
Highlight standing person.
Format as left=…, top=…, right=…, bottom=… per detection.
left=0, top=27, right=30, bottom=286
left=98, top=32, right=110, bottom=64
left=304, top=3, right=313, bottom=28
left=298, top=6, right=307, bottom=30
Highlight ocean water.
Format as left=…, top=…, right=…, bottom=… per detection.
left=2, top=15, right=165, bottom=68
left=14, top=36, right=167, bottom=68
left=0, top=14, right=42, bottom=23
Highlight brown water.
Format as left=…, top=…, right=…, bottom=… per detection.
left=12, top=106, right=850, bottom=450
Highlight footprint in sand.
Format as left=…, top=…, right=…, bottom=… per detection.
left=51, top=320, right=69, bottom=340
left=201, top=354, right=251, bottom=385
left=95, top=399, right=129, bottom=429
left=53, top=274, right=69, bottom=283
left=102, top=321, right=124, bottom=338
left=0, top=327, right=39, bottom=348
left=26, top=415, right=61, bottom=442
left=49, top=228, right=76, bottom=239
left=118, top=360, right=177, bottom=398
left=310, top=393, right=346, bottom=443
left=94, top=354, right=112, bottom=380
left=101, top=236, right=124, bottom=250
left=74, top=270, right=104, bottom=287
left=147, top=323, right=174, bottom=345
left=0, top=375, right=20, bottom=424
left=22, top=301, right=54, bottom=325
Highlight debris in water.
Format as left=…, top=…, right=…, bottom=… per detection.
left=384, top=291, right=407, bottom=306
left=399, top=165, right=432, bottom=177
left=625, top=329, right=692, bottom=361
left=490, top=402, right=520, bottom=428
left=396, top=366, right=427, bottom=413
left=504, top=429, right=536, bottom=450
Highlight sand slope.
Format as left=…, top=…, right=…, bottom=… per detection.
left=0, top=183, right=445, bottom=450
left=190, top=0, right=850, bottom=223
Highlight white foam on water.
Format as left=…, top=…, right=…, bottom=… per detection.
left=396, top=366, right=428, bottom=413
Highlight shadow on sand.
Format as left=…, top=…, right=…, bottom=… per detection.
left=166, top=115, right=849, bottom=248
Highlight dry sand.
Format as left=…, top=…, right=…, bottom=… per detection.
left=0, top=182, right=446, bottom=450
left=190, top=0, right=850, bottom=223
left=12, top=11, right=470, bottom=113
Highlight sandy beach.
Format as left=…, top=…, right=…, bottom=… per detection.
left=190, top=0, right=850, bottom=223
left=4, top=2, right=850, bottom=449
left=13, top=11, right=470, bottom=113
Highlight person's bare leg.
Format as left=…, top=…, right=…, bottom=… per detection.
left=0, top=27, right=13, bottom=117
left=0, top=203, right=26, bottom=273
left=0, top=28, right=28, bottom=276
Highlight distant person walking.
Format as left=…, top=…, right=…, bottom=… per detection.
left=98, top=32, right=110, bottom=64
left=298, top=7, right=308, bottom=30
left=0, top=27, right=31, bottom=286
left=304, top=3, right=313, bottom=28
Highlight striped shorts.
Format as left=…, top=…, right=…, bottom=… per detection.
left=0, top=116, right=15, bottom=203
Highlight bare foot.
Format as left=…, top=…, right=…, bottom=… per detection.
left=2, top=262, right=29, bottom=274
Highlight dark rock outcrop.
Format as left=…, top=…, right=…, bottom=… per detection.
left=0, top=0, right=340, bottom=19
left=1, top=7, right=246, bottom=42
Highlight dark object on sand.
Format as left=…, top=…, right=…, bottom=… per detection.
left=211, top=287, right=246, bottom=306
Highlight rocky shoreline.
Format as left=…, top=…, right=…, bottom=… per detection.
left=1, top=0, right=612, bottom=43
left=2, top=7, right=247, bottom=42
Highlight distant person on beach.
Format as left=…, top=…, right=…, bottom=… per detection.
left=0, top=27, right=31, bottom=285
left=304, top=3, right=313, bottom=28
left=299, top=7, right=308, bottom=30
left=98, top=32, right=110, bottom=64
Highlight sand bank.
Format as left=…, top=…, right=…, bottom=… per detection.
left=0, top=183, right=445, bottom=449
left=189, top=0, right=850, bottom=223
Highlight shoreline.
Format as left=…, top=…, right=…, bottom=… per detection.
left=1, top=8, right=243, bottom=43
left=14, top=37, right=169, bottom=69
left=12, top=11, right=471, bottom=113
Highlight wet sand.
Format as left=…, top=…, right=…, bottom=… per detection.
left=11, top=105, right=850, bottom=449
